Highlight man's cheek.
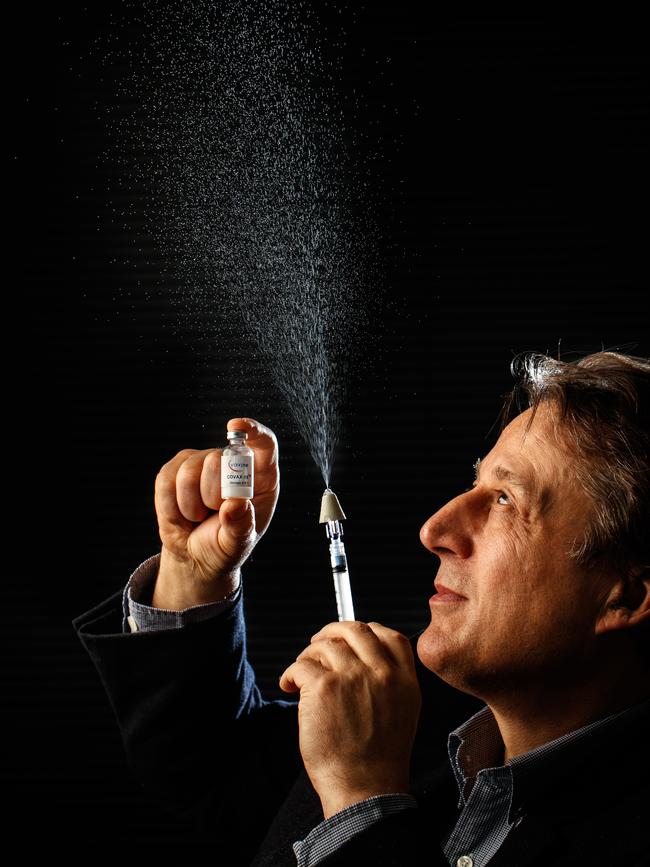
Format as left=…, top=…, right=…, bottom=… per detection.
left=479, top=533, right=524, bottom=595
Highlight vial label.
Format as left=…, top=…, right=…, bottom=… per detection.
left=221, top=453, right=254, bottom=498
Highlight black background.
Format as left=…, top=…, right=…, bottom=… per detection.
left=11, top=2, right=648, bottom=860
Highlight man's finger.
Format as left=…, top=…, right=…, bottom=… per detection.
left=366, top=621, right=417, bottom=671
left=297, top=637, right=364, bottom=675
left=309, top=621, right=396, bottom=669
left=155, top=448, right=213, bottom=529
left=216, top=498, right=256, bottom=557
left=176, top=450, right=217, bottom=521
left=279, top=657, right=327, bottom=693
left=227, top=417, right=278, bottom=459
left=199, top=449, right=223, bottom=509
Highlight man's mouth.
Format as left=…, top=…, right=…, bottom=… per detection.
left=430, top=581, right=468, bottom=603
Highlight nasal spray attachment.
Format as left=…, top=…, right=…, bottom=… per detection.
left=319, top=489, right=355, bottom=621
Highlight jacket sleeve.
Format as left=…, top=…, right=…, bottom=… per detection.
left=71, top=572, right=302, bottom=863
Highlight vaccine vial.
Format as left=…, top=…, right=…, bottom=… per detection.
left=221, top=430, right=254, bottom=499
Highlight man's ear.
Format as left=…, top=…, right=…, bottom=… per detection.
left=595, top=566, right=650, bottom=635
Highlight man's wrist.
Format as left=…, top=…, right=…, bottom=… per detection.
left=153, top=548, right=241, bottom=610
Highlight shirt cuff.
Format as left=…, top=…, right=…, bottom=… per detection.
left=292, top=793, right=418, bottom=866
left=121, top=552, right=242, bottom=633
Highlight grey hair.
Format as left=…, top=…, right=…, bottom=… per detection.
left=499, top=350, right=650, bottom=574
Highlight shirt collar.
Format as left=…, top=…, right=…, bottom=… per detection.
left=447, top=696, right=650, bottom=822
left=447, top=705, right=508, bottom=810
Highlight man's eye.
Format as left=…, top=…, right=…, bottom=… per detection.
left=496, top=492, right=511, bottom=505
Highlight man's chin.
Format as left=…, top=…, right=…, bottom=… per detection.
left=416, top=625, right=453, bottom=675
left=416, top=623, right=473, bottom=692
left=417, top=623, right=522, bottom=701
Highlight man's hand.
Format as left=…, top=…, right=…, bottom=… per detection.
left=152, top=417, right=279, bottom=609
left=279, top=621, right=422, bottom=819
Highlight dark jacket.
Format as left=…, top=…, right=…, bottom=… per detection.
left=72, top=586, right=650, bottom=867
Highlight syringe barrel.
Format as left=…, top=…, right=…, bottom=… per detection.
left=329, top=538, right=347, bottom=571
left=329, top=538, right=355, bottom=621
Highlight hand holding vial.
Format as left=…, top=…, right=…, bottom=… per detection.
left=151, top=417, right=279, bottom=610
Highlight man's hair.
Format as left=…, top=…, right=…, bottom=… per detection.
left=500, top=349, right=650, bottom=575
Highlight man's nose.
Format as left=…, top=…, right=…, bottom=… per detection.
left=419, top=492, right=473, bottom=559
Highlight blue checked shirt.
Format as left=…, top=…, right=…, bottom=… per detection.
left=122, top=552, right=646, bottom=867
left=440, top=701, right=643, bottom=866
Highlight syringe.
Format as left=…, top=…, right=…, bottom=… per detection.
left=319, top=488, right=355, bottom=621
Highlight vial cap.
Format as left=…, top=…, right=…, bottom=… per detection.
left=227, top=429, right=248, bottom=441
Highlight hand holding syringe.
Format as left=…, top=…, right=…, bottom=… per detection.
left=319, top=489, right=355, bottom=621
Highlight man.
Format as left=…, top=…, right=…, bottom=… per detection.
left=72, top=350, right=649, bottom=866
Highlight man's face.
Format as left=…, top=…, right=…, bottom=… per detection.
left=416, top=404, right=613, bottom=696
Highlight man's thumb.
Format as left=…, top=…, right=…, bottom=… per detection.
left=220, top=498, right=255, bottom=540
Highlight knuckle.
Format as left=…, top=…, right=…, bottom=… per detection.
left=374, top=667, right=394, bottom=688
left=247, top=418, right=278, bottom=444
left=155, top=469, right=175, bottom=492
left=347, top=668, right=367, bottom=690
left=175, top=447, right=198, bottom=461
left=259, top=421, right=278, bottom=444
left=315, top=671, right=336, bottom=693
left=352, top=620, right=370, bottom=632
left=176, top=458, right=202, bottom=484
left=158, top=449, right=197, bottom=475
left=369, top=620, right=408, bottom=643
